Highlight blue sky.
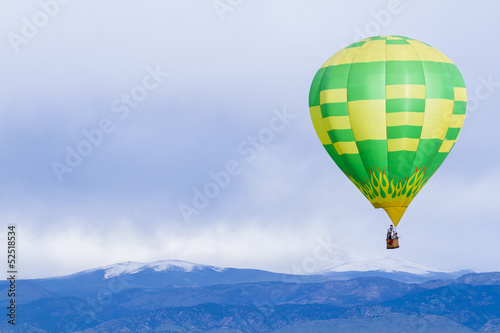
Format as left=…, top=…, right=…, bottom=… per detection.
left=1, top=0, right=499, bottom=278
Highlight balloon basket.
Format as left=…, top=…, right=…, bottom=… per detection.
left=386, top=238, right=399, bottom=249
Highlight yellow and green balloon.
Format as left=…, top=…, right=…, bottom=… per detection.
left=309, top=36, right=466, bottom=226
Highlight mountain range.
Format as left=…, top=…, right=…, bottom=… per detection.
left=1, top=259, right=499, bottom=332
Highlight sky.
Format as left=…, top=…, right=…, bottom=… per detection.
left=1, top=0, right=499, bottom=279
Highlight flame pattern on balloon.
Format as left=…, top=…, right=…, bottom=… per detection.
left=346, top=167, right=427, bottom=207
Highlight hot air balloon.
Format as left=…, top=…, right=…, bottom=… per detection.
left=308, top=36, right=466, bottom=247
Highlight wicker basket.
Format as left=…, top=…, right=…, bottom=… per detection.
left=386, top=238, right=399, bottom=249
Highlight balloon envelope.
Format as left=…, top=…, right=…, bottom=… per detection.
left=309, top=35, right=466, bottom=226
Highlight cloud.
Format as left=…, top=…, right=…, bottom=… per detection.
left=1, top=0, right=499, bottom=278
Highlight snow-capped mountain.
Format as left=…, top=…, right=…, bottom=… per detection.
left=319, top=253, right=474, bottom=282
left=0, top=260, right=497, bottom=333
left=322, top=254, right=448, bottom=275
left=32, top=256, right=473, bottom=298
left=26, top=259, right=314, bottom=298
left=93, top=254, right=463, bottom=283
left=95, top=259, right=226, bottom=279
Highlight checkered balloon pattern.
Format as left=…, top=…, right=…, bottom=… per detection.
left=309, top=35, right=466, bottom=225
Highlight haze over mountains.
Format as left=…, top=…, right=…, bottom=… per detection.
left=1, top=259, right=498, bottom=332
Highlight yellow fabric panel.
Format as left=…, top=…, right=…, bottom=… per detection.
left=386, top=45, right=421, bottom=61
left=334, top=141, right=359, bottom=155
left=386, top=85, right=425, bottom=99
left=320, top=47, right=360, bottom=67
left=439, top=140, right=456, bottom=153
left=347, top=100, right=387, bottom=140
left=312, top=118, right=332, bottom=145
left=386, top=111, right=424, bottom=127
left=383, top=206, right=407, bottom=226
left=454, top=87, right=467, bottom=101
left=387, top=138, right=419, bottom=152
left=324, top=116, right=351, bottom=131
left=431, top=48, right=453, bottom=64
left=309, top=106, right=332, bottom=145
left=320, top=88, right=348, bottom=104
left=406, top=40, right=453, bottom=63
left=449, top=114, right=466, bottom=128
left=420, top=99, right=454, bottom=139
left=309, top=105, right=322, bottom=120
left=351, top=40, right=386, bottom=63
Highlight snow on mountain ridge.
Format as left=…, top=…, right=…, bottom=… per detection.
left=321, top=255, right=450, bottom=275
left=97, top=260, right=226, bottom=279
left=90, top=253, right=459, bottom=280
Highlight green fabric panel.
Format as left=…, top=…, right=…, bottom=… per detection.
left=453, top=101, right=467, bottom=115
left=446, top=63, right=466, bottom=88
left=346, top=41, right=366, bottom=48
left=347, top=62, right=386, bottom=101
left=355, top=140, right=388, bottom=175
left=309, top=67, right=326, bottom=107
left=323, top=144, right=351, bottom=177
left=445, top=127, right=461, bottom=140
left=388, top=150, right=417, bottom=180
left=425, top=151, right=450, bottom=180
left=387, top=126, right=422, bottom=139
left=421, top=61, right=454, bottom=99
left=321, top=64, right=351, bottom=89
left=386, top=61, right=425, bottom=85
left=323, top=143, right=338, bottom=157
left=321, top=102, right=349, bottom=117
left=328, top=129, right=355, bottom=143
left=324, top=143, right=367, bottom=184
left=340, top=153, right=369, bottom=182
left=386, top=98, right=426, bottom=113
left=411, top=138, right=442, bottom=170
left=386, top=39, right=410, bottom=45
